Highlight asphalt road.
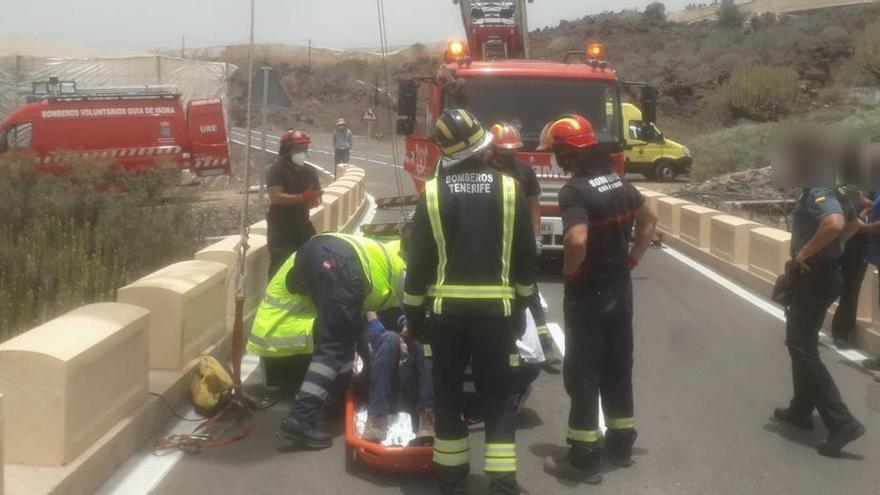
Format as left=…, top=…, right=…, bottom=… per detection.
left=99, top=136, right=880, bottom=495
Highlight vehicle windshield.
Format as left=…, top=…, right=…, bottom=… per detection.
left=445, top=77, right=620, bottom=151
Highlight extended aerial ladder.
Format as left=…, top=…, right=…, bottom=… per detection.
left=454, top=0, right=533, bottom=60
left=363, top=1, right=538, bottom=238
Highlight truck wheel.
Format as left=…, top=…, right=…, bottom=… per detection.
left=654, top=161, right=677, bottom=182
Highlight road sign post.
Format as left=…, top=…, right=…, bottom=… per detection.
left=363, top=107, right=377, bottom=138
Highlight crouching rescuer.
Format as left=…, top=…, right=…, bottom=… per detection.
left=248, top=233, right=407, bottom=449
left=538, top=115, right=657, bottom=484
left=403, top=109, right=537, bottom=494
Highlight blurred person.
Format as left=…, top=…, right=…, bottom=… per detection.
left=488, top=121, right=560, bottom=366
left=266, top=129, right=323, bottom=277
left=773, top=185, right=865, bottom=456
left=538, top=115, right=656, bottom=484
left=831, top=186, right=871, bottom=349
left=858, top=191, right=880, bottom=372
left=333, top=118, right=353, bottom=167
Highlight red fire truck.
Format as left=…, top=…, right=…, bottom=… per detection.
left=395, top=0, right=658, bottom=252
left=0, top=79, right=230, bottom=177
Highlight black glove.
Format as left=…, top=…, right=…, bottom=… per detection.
left=404, top=306, right=430, bottom=342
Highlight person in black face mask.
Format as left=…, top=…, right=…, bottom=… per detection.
left=487, top=122, right=560, bottom=367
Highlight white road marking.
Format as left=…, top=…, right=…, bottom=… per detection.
left=229, top=133, right=335, bottom=178
left=96, top=354, right=262, bottom=495
left=231, top=128, right=399, bottom=169
left=661, top=245, right=871, bottom=362
left=546, top=322, right=607, bottom=432
left=355, top=195, right=378, bottom=237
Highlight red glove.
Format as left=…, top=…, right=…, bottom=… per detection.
left=625, top=256, right=639, bottom=271
left=301, top=189, right=321, bottom=204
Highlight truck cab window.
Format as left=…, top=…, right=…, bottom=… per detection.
left=629, top=120, right=661, bottom=143
left=8, top=123, right=33, bottom=150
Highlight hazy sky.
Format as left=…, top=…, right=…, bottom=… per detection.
left=1, top=0, right=687, bottom=51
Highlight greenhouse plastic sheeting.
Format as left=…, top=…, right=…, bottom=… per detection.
left=0, top=55, right=236, bottom=117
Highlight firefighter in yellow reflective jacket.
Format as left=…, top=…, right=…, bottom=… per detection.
left=404, top=109, right=538, bottom=495
left=249, top=233, right=406, bottom=450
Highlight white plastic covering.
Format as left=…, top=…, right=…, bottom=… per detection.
left=0, top=55, right=236, bottom=118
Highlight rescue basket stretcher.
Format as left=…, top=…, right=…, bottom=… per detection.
left=344, top=387, right=433, bottom=473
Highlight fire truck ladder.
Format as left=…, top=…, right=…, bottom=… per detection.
left=454, top=0, right=533, bottom=59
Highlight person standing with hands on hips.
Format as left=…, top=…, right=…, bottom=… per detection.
left=266, top=129, right=323, bottom=277
left=538, top=115, right=656, bottom=485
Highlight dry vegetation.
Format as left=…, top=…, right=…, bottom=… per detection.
left=0, top=155, right=199, bottom=341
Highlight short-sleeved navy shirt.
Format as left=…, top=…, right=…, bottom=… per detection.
left=791, top=187, right=854, bottom=260
left=558, top=170, right=644, bottom=281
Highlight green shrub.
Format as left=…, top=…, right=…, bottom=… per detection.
left=855, top=20, right=880, bottom=82
left=0, top=155, right=196, bottom=342
left=643, top=2, right=667, bottom=25
left=722, top=64, right=800, bottom=121
left=717, top=1, right=745, bottom=29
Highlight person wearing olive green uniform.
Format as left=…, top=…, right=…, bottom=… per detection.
left=774, top=187, right=865, bottom=456
left=255, top=233, right=406, bottom=449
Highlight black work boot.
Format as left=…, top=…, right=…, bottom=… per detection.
left=773, top=407, right=814, bottom=431
left=818, top=420, right=866, bottom=457
left=605, top=429, right=638, bottom=467
left=543, top=446, right=602, bottom=485
left=488, top=473, right=522, bottom=494
left=278, top=417, right=332, bottom=449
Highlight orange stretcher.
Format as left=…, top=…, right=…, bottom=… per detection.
left=344, top=387, right=433, bottom=473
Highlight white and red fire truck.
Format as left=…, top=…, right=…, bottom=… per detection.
left=0, top=78, right=230, bottom=177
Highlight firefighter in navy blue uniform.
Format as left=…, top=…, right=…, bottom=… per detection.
left=404, top=109, right=537, bottom=495
left=488, top=122, right=559, bottom=367
left=539, top=115, right=657, bottom=485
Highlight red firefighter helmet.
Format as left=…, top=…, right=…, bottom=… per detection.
left=537, top=114, right=597, bottom=152
left=280, top=128, right=311, bottom=146
left=489, top=122, right=524, bottom=150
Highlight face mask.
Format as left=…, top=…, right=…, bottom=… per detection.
left=495, top=154, right=516, bottom=167
left=291, top=152, right=307, bottom=167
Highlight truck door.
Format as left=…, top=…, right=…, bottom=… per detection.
left=186, top=99, right=230, bottom=177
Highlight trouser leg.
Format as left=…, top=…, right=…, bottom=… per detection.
left=563, top=292, right=603, bottom=470
left=431, top=315, right=471, bottom=494
left=600, top=278, right=637, bottom=457
left=413, top=340, right=435, bottom=412
left=368, top=331, right=401, bottom=415
left=288, top=243, right=366, bottom=424
left=470, top=316, right=518, bottom=494
left=787, top=265, right=855, bottom=430
left=832, top=236, right=867, bottom=340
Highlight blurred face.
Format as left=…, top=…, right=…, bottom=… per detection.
left=553, top=145, right=580, bottom=173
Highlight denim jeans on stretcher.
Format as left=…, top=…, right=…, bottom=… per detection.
left=368, top=330, right=433, bottom=416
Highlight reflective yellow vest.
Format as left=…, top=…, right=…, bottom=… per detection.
left=247, top=234, right=406, bottom=357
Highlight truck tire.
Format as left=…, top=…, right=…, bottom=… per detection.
left=654, top=161, right=677, bottom=182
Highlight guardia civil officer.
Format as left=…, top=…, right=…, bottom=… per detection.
left=774, top=184, right=865, bottom=455
left=404, top=109, right=537, bottom=494
left=538, top=115, right=657, bottom=484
